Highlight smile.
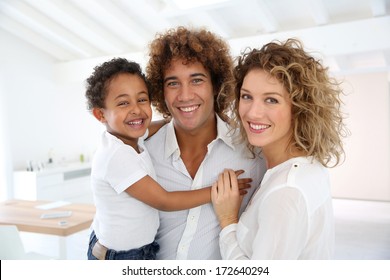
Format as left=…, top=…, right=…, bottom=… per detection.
left=127, top=119, right=143, bottom=125
left=249, top=122, right=270, bottom=131
left=178, top=105, right=200, bottom=113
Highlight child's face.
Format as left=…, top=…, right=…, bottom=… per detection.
left=95, top=73, right=152, bottom=149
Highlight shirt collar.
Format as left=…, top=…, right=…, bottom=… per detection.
left=165, top=121, right=180, bottom=160
left=164, top=115, right=236, bottom=159
left=103, top=130, right=144, bottom=152
left=215, top=115, right=236, bottom=150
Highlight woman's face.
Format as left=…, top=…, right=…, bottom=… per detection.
left=238, top=68, right=293, bottom=154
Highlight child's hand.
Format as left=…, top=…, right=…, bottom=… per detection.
left=235, top=169, right=252, bottom=195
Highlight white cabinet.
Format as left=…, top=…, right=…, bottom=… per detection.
left=13, top=162, right=93, bottom=204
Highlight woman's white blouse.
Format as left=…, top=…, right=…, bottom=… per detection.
left=219, top=157, right=334, bottom=259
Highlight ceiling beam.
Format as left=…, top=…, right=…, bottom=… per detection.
left=116, top=0, right=172, bottom=34
left=177, top=12, right=230, bottom=38
left=52, top=0, right=130, bottom=54
left=333, top=55, right=352, bottom=72
left=228, top=16, right=390, bottom=58
left=20, top=0, right=105, bottom=58
left=0, top=15, right=75, bottom=61
left=91, top=0, right=151, bottom=47
left=370, top=0, right=387, bottom=16
left=18, top=0, right=124, bottom=56
left=160, top=0, right=237, bottom=17
left=305, top=0, right=329, bottom=25
left=249, top=0, right=278, bottom=33
left=69, top=0, right=147, bottom=50
left=0, top=1, right=88, bottom=60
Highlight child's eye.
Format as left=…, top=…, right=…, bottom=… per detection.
left=118, top=101, right=129, bottom=106
left=138, top=98, right=149, bottom=103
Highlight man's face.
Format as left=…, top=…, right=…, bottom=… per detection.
left=163, top=59, right=215, bottom=133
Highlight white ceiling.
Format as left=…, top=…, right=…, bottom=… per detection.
left=1, top=0, right=390, bottom=74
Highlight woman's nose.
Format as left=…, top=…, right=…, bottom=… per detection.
left=247, top=101, right=265, bottom=117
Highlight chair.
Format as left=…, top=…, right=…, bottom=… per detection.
left=0, top=225, right=55, bottom=260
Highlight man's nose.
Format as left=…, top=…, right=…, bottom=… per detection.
left=177, top=84, right=195, bottom=101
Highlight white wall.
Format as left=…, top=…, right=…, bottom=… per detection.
left=330, top=72, right=390, bottom=201
left=0, top=30, right=102, bottom=199
left=0, top=63, right=11, bottom=199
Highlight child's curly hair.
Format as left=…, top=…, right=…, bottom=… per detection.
left=85, top=57, right=149, bottom=110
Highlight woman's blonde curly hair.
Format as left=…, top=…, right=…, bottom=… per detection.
left=231, top=38, right=349, bottom=167
left=146, top=26, right=234, bottom=121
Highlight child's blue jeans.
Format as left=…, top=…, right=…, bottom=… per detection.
left=87, top=230, right=159, bottom=260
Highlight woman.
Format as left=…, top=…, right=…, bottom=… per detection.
left=211, top=39, right=348, bottom=259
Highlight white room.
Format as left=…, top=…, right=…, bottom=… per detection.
left=0, top=0, right=389, bottom=267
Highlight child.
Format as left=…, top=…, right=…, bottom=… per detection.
left=85, top=58, right=250, bottom=260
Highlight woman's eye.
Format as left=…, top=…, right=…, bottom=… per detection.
left=240, top=94, right=252, bottom=100
left=265, top=97, right=278, bottom=104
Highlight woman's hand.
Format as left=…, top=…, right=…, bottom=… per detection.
left=212, top=169, right=243, bottom=229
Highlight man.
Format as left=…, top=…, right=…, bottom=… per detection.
left=145, top=26, right=266, bottom=259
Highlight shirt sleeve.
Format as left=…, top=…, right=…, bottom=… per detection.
left=219, top=223, right=249, bottom=259
left=219, top=186, right=309, bottom=259
left=105, top=146, right=148, bottom=194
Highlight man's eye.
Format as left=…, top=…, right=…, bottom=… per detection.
left=192, top=78, right=203, bottom=84
left=167, top=81, right=179, bottom=87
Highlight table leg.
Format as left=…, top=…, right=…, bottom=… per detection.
left=58, top=236, right=67, bottom=259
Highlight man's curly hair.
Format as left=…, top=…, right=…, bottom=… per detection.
left=146, top=26, right=234, bottom=121
left=232, top=38, right=349, bottom=167
left=85, top=57, right=149, bottom=110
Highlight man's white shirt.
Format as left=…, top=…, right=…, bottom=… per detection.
left=145, top=116, right=266, bottom=259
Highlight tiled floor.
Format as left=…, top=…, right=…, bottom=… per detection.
left=19, top=198, right=390, bottom=260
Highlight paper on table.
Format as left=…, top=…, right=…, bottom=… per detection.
left=35, top=200, right=72, bottom=210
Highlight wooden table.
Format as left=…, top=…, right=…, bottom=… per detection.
left=0, top=199, right=95, bottom=259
